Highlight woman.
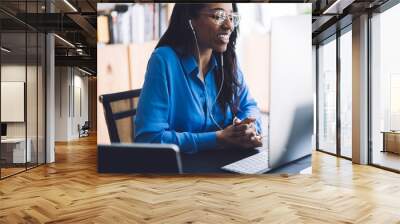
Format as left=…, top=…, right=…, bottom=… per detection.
left=135, top=3, right=263, bottom=154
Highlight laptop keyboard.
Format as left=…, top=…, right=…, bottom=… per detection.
left=221, top=150, right=269, bottom=174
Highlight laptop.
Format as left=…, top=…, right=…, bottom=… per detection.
left=97, top=143, right=183, bottom=173
left=221, top=15, right=312, bottom=174
left=221, top=104, right=313, bottom=174
left=221, top=14, right=313, bottom=174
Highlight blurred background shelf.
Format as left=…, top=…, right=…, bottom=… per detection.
left=97, top=3, right=173, bottom=45
left=97, top=3, right=170, bottom=144
left=97, top=41, right=157, bottom=144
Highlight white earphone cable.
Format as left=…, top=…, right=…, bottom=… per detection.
left=209, top=54, right=224, bottom=130
left=189, top=20, right=224, bottom=130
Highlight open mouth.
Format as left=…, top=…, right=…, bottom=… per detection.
left=217, top=33, right=230, bottom=44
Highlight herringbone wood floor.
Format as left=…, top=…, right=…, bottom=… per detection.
left=1, top=134, right=400, bottom=223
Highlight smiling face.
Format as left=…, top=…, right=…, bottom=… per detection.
left=191, top=3, right=235, bottom=53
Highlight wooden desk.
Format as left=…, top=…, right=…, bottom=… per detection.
left=98, top=145, right=311, bottom=174
left=382, top=131, right=400, bottom=154
left=97, top=145, right=260, bottom=174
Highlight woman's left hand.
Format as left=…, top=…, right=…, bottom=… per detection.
left=233, top=120, right=262, bottom=148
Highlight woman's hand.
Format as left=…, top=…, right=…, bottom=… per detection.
left=216, top=118, right=262, bottom=149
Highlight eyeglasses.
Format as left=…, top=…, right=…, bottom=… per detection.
left=200, top=9, right=241, bottom=27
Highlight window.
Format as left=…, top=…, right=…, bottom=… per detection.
left=339, top=29, right=352, bottom=158
left=371, top=2, right=400, bottom=171
left=318, top=37, right=337, bottom=154
left=0, top=1, right=46, bottom=179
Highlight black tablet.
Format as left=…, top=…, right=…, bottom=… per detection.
left=97, top=143, right=182, bottom=174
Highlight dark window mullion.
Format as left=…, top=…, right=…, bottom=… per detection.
left=44, top=0, right=48, bottom=164
left=36, top=0, right=39, bottom=167
left=336, top=29, right=341, bottom=157
left=25, top=0, right=28, bottom=171
left=367, top=11, right=373, bottom=165
left=0, top=24, right=2, bottom=179
left=316, top=45, right=320, bottom=150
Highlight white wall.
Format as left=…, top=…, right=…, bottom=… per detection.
left=1, top=82, right=25, bottom=122
left=1, top=64, right=45, bottom=164
left=55, top=67, right=69, bottom=141
left=1, top=66, right=26, bottom=141
left=55, top=67, right=89, bottom=141
left=72, top=73, right=89, bottom=138
left=1, top=66, right=25, bottom=129
left=1, top=65, right=34, bottom=138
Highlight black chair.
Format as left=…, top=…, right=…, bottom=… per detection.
left=99, top=89, right=141, bottom=143
left=78, top=121, right=90, bottom=138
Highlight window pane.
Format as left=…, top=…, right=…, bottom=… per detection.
left=27, top=31, right=38, bottom=169
left=1, top=30, right=27, bottom=177
left=0, top=1, right=46, bottom=178
left=318, top=38, right=337, bottom=154
left=340, top=30, right=352, bottom=158
left=371, top=3, right=400, bottom=171
left=38, top=32, right=46, bottom=165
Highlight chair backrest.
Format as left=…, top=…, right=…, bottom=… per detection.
left=82, top=121, right=90, bottom=129
left=99, top=89, right=141, bottom=143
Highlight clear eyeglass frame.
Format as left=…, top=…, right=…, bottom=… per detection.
left=200, top=9, right=241, bottom=27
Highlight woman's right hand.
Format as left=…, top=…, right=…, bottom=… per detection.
left=216, top=123, right=262, bottom=149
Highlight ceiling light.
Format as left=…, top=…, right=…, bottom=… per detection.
left=54, top=34, right=75, bottom=48
left=76, top=48, right=85, bottom=55
left=1, top=47, right=11, bottom=53
left=78, top=67, right=93, bottom=76
left=322, top=0, right=354, bottom=15
left=63, top=0, right=78, bottom=12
